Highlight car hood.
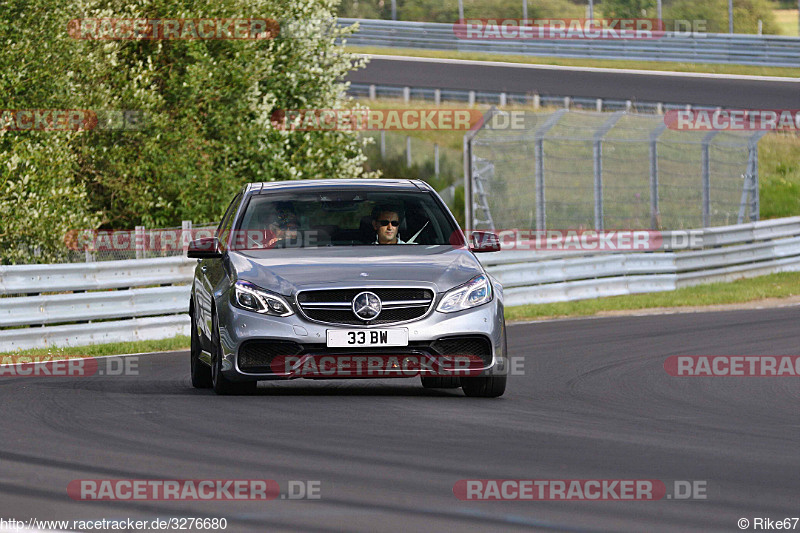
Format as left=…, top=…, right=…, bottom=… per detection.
left=228, top=246, right=485, bottom=295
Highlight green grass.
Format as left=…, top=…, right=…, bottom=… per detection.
left=759, top=134, right=800, bottom=219
left=349, top=45, right=800, bottom=78
left=505, top=271, right=800, bottom=321
left=0, top=335, right=190, bottom=358
left=774, top=9, right=799, bottom=36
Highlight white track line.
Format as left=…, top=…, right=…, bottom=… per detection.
left=359, top=53, right=800, bottom=82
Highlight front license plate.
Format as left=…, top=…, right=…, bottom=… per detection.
left=326, top=328, right=409, bottom=348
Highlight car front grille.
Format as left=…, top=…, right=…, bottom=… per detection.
left=296, top=288, right=434, bottom=326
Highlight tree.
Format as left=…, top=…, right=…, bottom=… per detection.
left=0, top=0, right=373, bottom=263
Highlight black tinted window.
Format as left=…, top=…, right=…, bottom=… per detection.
left=234, top=189, right=459, bottom=249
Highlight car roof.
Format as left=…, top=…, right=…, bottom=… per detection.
left=246, top=179, right=430, bottom=195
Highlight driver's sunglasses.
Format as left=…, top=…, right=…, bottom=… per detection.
left=379, top=220, right=400, bottom=227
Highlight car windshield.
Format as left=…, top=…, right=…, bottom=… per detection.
left=232, top=189, right=460, bottom=249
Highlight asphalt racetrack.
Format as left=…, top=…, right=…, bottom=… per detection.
left=346, top=55, right=800, bottom=109
left=1, top=306, right=798, bottom=532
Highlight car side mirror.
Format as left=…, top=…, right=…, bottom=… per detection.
left=187, top=237, right=223, bottom=258
left=469, top=231, right=501, bottom=253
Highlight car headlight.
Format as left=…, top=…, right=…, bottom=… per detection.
left=232, top=281, right=294, bottom=317
left=436, top=274, right=493, bottom=313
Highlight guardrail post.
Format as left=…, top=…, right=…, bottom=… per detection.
left=532, top=94, right=540, bottom=110
left=596, top=98, right=602, bottom=112
left=701, top=131, right=720, bottom=227
left=434, top=89, right=441, bottom=105
left=369, top=84, right=376, bottom=100
left=593, top=112, right=624, bottom=231
left=434, top=143, right=440, bottom=176
left=649, top=123, right=667, bottom=229
left=403, top=86, right=410, bottom=103
left=500, top=92, right=507, bottom=107
left=135, top=226, right=145, bottom=259
left=380, top=130, right=386, bottom=159
left=468, top=91, right=476, bottom=106
left=406, top=135, right=411, bottom=167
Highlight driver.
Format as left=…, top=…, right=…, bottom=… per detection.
left=372, top=205, right=405, bottom=245
left=265, top=203, right=299, bottom=248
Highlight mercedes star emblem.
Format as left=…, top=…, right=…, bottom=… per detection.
left=352, top=291, right=382, bottom=321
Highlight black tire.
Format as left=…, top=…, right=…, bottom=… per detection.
left=190, top=305, right=212, bottom=389
left=210, top=311, right=257, bottom=396
left=420, top=375, right=461, bottom=389
left=461, top=375, right=507, bottom=398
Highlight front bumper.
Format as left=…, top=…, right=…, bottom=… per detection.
left=215, top=295, right=506, bottom=381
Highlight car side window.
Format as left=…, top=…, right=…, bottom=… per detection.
left=217, top=193, right=242, bottom=250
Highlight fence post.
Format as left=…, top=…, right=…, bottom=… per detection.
left=701, top=131, right=720, bottom=227
left=649, top=123, right=667, bottom=229
left=749, top=131, right=766, bottom=221
left=532, top=109, right=567, bottom=231
left=135, top=226, right=145, bottom=259
left=182, top=220, right=192, bottom=254
left=463, top=134, right=473, bottom=230
left=592, top=112, right=624, bottom=231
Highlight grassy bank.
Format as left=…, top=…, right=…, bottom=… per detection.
left=0, top=335, right=190, bottom=358
left=505, top=271, right=800, bottom=321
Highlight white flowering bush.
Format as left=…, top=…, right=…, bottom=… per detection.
left=0, top=0, right=373, bottom=263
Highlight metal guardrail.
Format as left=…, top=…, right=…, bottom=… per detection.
left=2, top=217, right=800, bottom=350
left=340, top=18, right=800, bottom=67
left=0, top=257, right=195, bottom=351
left=483, top=217, right=800, bottom=306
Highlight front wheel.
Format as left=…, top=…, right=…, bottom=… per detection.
left=211, top=312, right=257, bottom=396
left=461, top=375, right=506, bottom=398
left=190, top=306, right=212, bottom=389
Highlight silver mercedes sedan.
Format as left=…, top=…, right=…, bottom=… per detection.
left=187, top=179, right=507, bottom=397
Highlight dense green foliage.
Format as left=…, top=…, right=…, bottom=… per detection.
left=0, top=0, right=372, bottom=263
